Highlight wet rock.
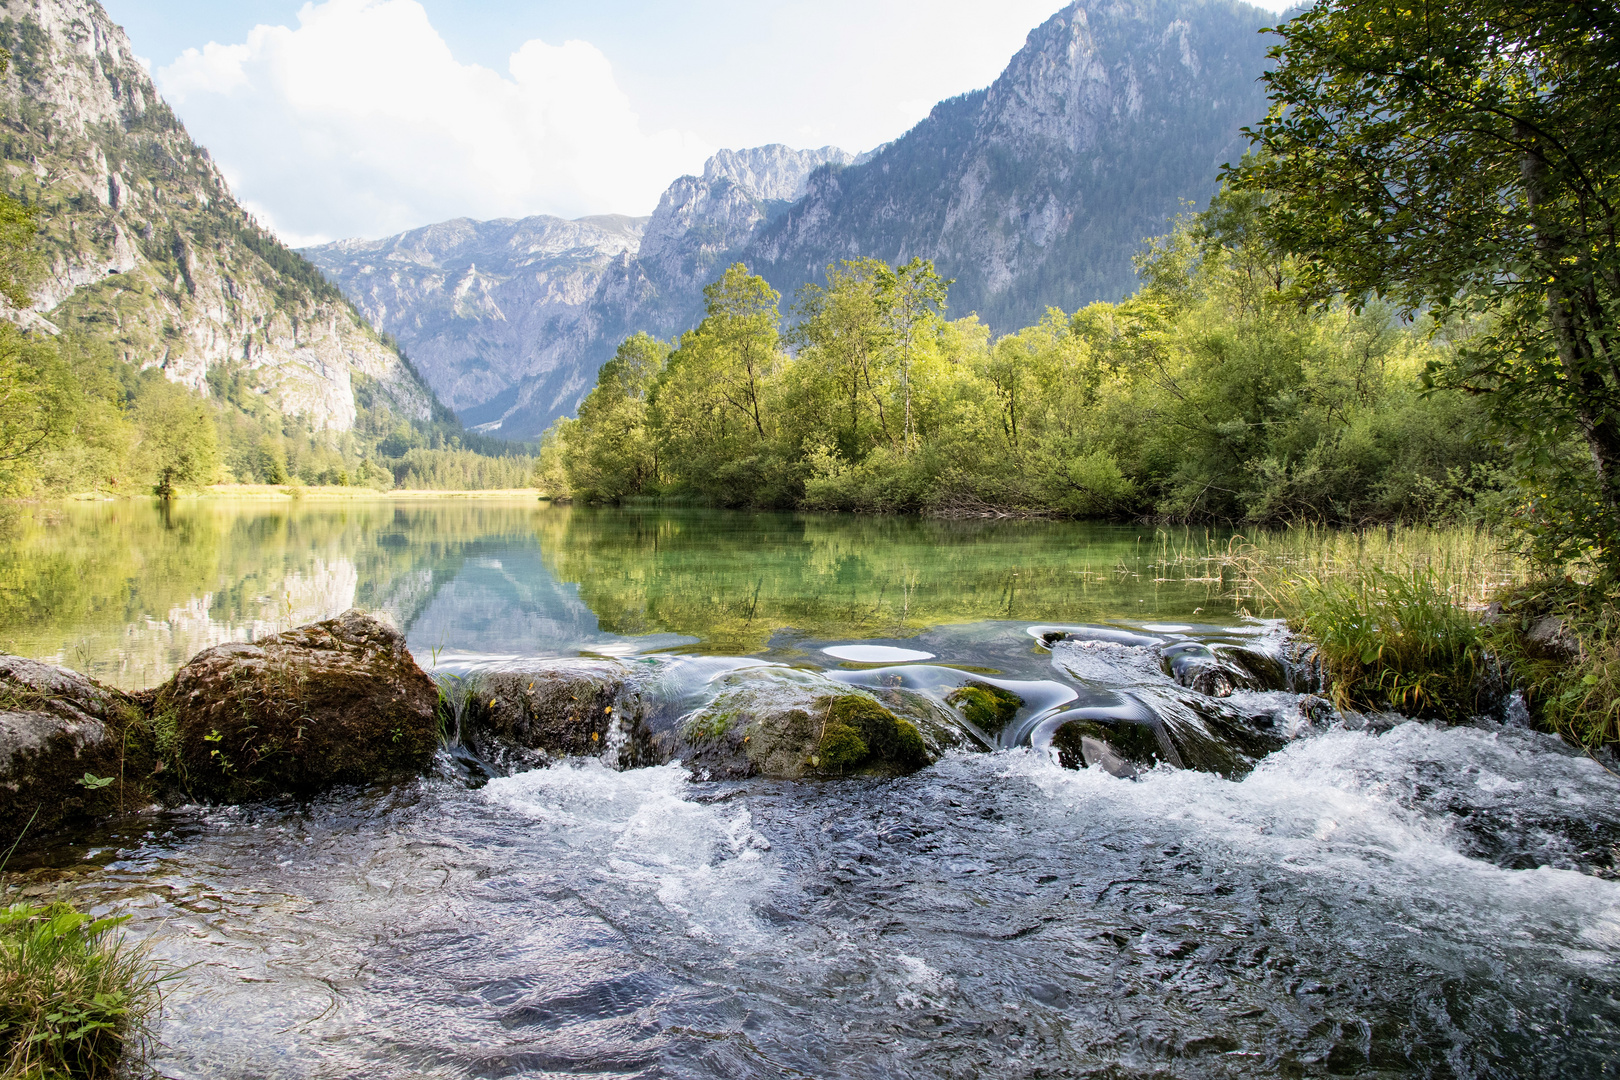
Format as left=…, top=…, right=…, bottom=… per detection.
left=944, top=681, right=1024, bottom=738
left=1162, top=642, right=1291, bottom=698
left=0, top=656, right=158, bottom=847
left=454, top=658, right=661, bottom=773
left=1049, top=718, right=1154, bottom=778
left=1296, top=694, right=1338, bottom=730
left=668, top=667, right=938, bottom=780
left=152, top=611, right=438, bottom=802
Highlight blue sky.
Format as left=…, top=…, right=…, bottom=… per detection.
left=101, top=1, right=1295, bottom=245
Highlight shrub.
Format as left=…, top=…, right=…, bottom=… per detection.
left=0, top=902, right=162, bottom=1078
left=1490, top=578, right=1620, bottom=749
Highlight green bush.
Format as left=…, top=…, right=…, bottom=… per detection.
left=1490, top=578, right=1620, bottom=749
left=0, top=902, right=162, bottom=1079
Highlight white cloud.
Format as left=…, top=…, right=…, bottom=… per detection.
left=157, top=0, right=713, bottom=244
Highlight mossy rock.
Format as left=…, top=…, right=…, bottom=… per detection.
left=671, top=667, right=936, bottom=780
left=811, top=695, right=928, bottom=775
left=151, top=610, right=438, bottom=802
left=0, top=656, right=161, bottom=849
left=945, top=681, right=1024, bottom=737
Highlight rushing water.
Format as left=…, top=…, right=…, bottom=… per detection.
left=6, top=500, right=1620, bottom=1078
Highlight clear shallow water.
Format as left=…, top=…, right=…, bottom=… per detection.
left=7, top=501, right=1620, bottom=1077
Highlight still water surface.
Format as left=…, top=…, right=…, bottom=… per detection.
left=6, top=499, right=1620, bottom=1078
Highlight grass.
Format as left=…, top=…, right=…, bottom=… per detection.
left=0, top=902, right=164, bottom=1079
left=1141, top=525, right=1530, bottom=723
left=1277, top=563, right=1493, bottom=720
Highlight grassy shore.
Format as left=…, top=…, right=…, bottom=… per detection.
left=57, top=484, right=545, bottom=502
left=1163, top=524, right=1615, bottom=748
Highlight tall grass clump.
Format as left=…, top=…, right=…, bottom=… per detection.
left=1272, top=562, right=1494, bottom=721
left=0, top=902, right=162, bottom=1079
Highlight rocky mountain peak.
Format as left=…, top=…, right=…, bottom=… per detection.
left=1, top=0, right=437, bottom=434
left=701, top=145, right=856, bottom=203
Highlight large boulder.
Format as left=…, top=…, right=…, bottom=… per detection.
left=452, top=658, right=660, bottom=773
left=0, top=656, right=156, bottom=848
left=663, top=667, right=946, bottom=780
left=152, top=611, right=438, bottom=801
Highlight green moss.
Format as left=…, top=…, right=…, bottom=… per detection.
left=683, top=708, right=740, bottom=742
left=815, top=721, right=868, bottom=772
left=819, top=695, right=929, bottom=772
left=945, top=681, right=1024, bottom=735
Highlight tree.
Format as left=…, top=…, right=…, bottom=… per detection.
left=1235, top=0, right=1620, bottom=567
left=563, top=332, right=666, bottom=501
left=875, top=258, right=950, bottom=450
left=790, top=259, right=897, bottom=457
left=132, top=376, right=220, bottom=497
left=650, top=265, right=787, bottom=502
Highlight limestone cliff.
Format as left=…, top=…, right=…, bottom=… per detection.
left=0, top=0, right=436, bottom=433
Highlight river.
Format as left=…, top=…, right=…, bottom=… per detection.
left=4, top=499, right=1618, bottom=1078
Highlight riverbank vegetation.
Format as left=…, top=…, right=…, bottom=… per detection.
left=0, top=901, right=161, bottom=1079
left=0, top=323, right=537, bottom=497
left=540, top=194, right=1505, bottom=526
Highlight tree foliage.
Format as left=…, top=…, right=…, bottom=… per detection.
left=1234, top=0, right=1620, bottom=570
left=544, top=207, right=1506, bottom=524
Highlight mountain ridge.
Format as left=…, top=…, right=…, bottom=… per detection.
left=0, top=0, right=438, bottom=436
left=305, top=0, right=1277, bottom=440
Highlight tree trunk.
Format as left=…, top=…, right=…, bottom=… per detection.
left=1519, top=125, right=1620, bottom=536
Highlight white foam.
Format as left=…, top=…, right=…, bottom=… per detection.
left=484, top=761, right=775, bottom=943
left=1006, top=723, right=1620, bottom=958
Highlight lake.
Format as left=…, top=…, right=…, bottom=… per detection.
left=6, top=498, right=1619, bottom=1078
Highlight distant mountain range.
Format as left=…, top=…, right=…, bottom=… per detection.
left=303, top=0, right=1278, bottom=441
left=0, top=0, right=439, bottom=436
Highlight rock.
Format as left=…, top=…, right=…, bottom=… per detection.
left=453, top=658, right=660, bottom=773
left=668, top=667, right=939, bottom=780
left=1162, top=641, right=1290, bottom=697
left=945, top=681, right=1024, bottom=739
left=1049, top=719, right=1156, bottom=777
left=1525, top=615, right=1580, bottom=661
left=0, top=656, right=155, bottom=848
left=152, top=611, right=438, bottom=801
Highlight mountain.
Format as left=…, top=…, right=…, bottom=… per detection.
left=305, top=0, right=1276, bottom=440
left=304, top=145, right=853, bottom=436
left=0, top=0, right=436, bottom=435
left=749, top=0, right=1274, bottom=329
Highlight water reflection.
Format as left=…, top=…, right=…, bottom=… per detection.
left=1, top=499, right=1242, bottom=689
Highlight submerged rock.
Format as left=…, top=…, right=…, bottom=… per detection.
left=945, top=681, right=1024, bottom=739
left=452, top=658, right=662, bottom=773
left=668, top=666, right=943, bottom=780
left=1050, top=719, right=1153, bottom=778
left=152, top=611, right=438, bottom=801
left=0, top=656, right=156, bottom=848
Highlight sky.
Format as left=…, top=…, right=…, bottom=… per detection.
left=101, top=0, right=1298, bottom=247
